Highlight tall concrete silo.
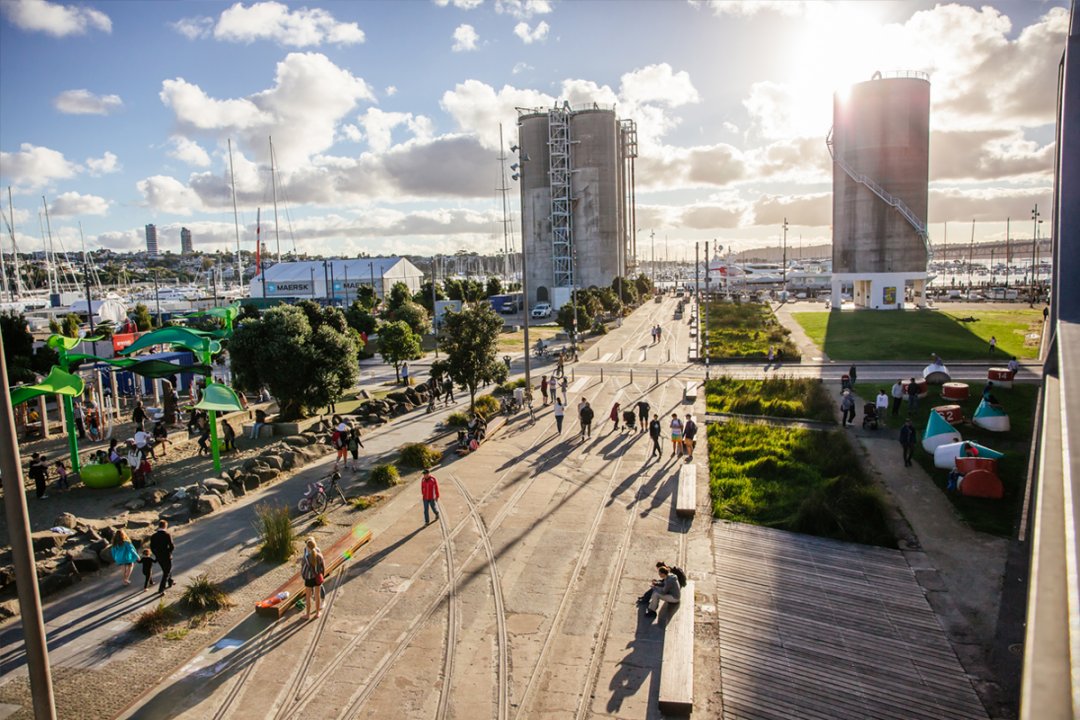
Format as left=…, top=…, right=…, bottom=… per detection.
left=517, top=104, right=635, bottom=311
left=829, top=71, right=931, bottom=310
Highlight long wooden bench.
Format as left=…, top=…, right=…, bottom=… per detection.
left=658, top=580, right=695, bottom=715
left=676, top=464, right=696, bottom=518
left=684, top=382, right=698, bottom=402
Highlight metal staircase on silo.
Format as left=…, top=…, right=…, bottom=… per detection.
left=548, top=107, right=574, bottom=288
left=827, top=127, right=933, bottom=263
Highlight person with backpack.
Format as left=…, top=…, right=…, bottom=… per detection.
left=579, top=400, right=594, bottom=440
left=840, top=390, right=856, bottom=428
left=648, top=414, right=662, bottom=460
left=682, top=414, right=698, bottom=460
left=300, top=537, right=326, bottom=620
left=637, top=562, right=687, bottom=604
left=645, top=565, right=682, bottom=618
left=636, top=399, right=650, bottom=434
left=332, top=422, right=349, bottom=469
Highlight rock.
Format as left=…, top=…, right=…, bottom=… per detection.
left=30, top=532, right=68, bottom=553
left=124, top=498, right=147, bottom=512
left=159, top=504, right=192, bottom=524
left=242, top=458, right=258, bottom=471
left=34, top=546, right=60, bottom=561
left=358, top=389, right=371, bottom=399
left=70, top=550, right=101, bottom=573
left=280, top=451, right=296, bottom=470
left=231, top=480, right=247, bottom=497
left=195, top=494, right=222, bottom=516
left=141, top=489, right=169, bottom=506
left=97, top=547, right=114, bottom=565
left=125, top=517, right=154, bottom=529
left=88, top=539, right=107, bottom=554
left=242, top=473, right=261, bottom=491
left=35, top=557, right=63, bottom=578
left=262, top=455, right=283, bottom=470
left=38, top=570, right=77, bottom=596
left=284, top=435, right=310, bottom=447
left=99, top=525, right=117, bottom=542
left=254, top=467, right=279, bottom=483
left=0, top=599, right=17, bottom=620
left=387, top=390, right=409, bottom=403
left=54, top=512, right=79, bottom=529
left=203, top=478, right=231, bottom=494
left=0, top=565, right=15, bottom=589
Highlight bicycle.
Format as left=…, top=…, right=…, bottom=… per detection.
left=297, top=471, right=347, bottom=513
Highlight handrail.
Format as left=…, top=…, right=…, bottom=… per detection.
left=827, top=127, right=933, bottom=263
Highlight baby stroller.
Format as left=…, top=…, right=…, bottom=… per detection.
left=862, top=402, right=879, bottom=430
left=841, top=374, right=853, bottom=391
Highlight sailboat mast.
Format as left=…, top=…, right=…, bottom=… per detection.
left=228, top=139, right=243, bottom=289
left=270, top=137, right=281, bottom=263
left=497, top=123, right=511, bottom=282
left=0, top=196, right=7, bottom=302
left=41, top=197, right=60, bottom=295
left=7, top=187, right=23, bottom=299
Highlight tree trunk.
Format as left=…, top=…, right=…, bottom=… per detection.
left=394, top=363, right=400, bottom=383
left=469, top=385, right=476, bottom=411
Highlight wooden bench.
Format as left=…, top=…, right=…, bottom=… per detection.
left=658, top=580, right=695, bottom=715
left=684, top=382, right=698, bottom=402
left=676, top=464, right=696, bottom=518
left=243, top=422, right=275, bottom=438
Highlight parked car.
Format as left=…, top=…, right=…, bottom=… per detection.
left=500, top=299, right=518, bottom=313
left=530, top=302, right=552, bottom=318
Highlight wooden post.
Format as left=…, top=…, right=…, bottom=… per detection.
left=38, top=395, right=50, bottom=439
left=153, top=378, right=161, bottom=406
left=109, top=368, right=120, bottom=421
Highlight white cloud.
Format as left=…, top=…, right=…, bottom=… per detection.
left=441, top=80, right=555, bottom=150
left=696, top=1, right=808, bottom=18
left=210, top=1, right=365, bottom=47
left=0, top=0, right=110, bottom=37
left=137, top=176, right=203, bottom=215
left=53, top=89, right=123, bottom=115
left=620, top=63, right=700, bottom=108
left=171, top=16, right=214, bottom=40
left=0, top=143, right=80, bottom=188
left=341, top=124, right=363, bottom=143
left=928, top=186, right=1052, bottom=223
left=722, top=121, right=739, bottom=134
left=752, top=192, right=830, bottom=226
left=512, top=62, right=533, bottom=75
left=85, top=151, right=119, bottom=175
left=496, top=0, right=551, bottom=20
left=167, top=137, right=212, bottom=167
left=452, top=23, right=479, bottom=52
left=434, top=0, right=484, bottom=8
left=160, top=52, right=375, bottom=169
left=357, top=108, right=434, bottom=153
left=50, top=191, right=110, bottom=216
left=513, top=20, right=548, bottom=44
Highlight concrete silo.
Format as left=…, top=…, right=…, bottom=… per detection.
left=829, top=71, right=931, bottom=310
left=517, top=103, right=636, bottom=311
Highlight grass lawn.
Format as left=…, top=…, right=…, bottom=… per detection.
left=705, top=376, right=834, bottom=423
left=792, top=309, right=1043, bottom=361
left=853, top=381, right=1038, bottom=536
left=707, top=421, right=894, bottom=547
left=705, top=302, right=800, bottom=360
left=496, top=324, right=562, bottom=352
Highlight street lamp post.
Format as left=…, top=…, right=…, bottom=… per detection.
left=782, top=218, right=789, bottom=294
left=511, top=141, right=532, bottom=389
left=1031, top=204, right=1040, bottom=303
left=704, top=240, right=711, bottom=380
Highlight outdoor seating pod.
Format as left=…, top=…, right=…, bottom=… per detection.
left=988, top=367, right=1015, bottom=389
left=933, top=405, right=964, bottom=425
left=923, top=363, right=951, bottom=384
left=935, top=439, right=1005, bottom=469
left=923, top=412, right=962, bottom=455
left=80, top=463, right=132, bottom=489
left=955, top=457, right=999, bottom=474
left=972, top=398, right=1011, bottom=432
left=903, top=378, right=929, bottom=398
left=958, top=469, right=1005, bottom=499
left=941, top=382, right=970, bottom=401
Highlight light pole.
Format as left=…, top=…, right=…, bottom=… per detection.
left=704, top=240, right=711, bottom=380
left=782, top=218, right=789, bottom=294
left=431, top=254, right=439, bottom=359
left=511, top=142, right=532, bottom=389
left=650, top=230, right=656, bottom=288
left=1031, top=204, right=1040, bottom=302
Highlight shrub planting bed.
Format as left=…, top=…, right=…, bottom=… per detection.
left=705, top=302, right=800, bottom=360
left=707, top=421, right=894, bottom=547
left=705, top=376, right=833, bottom=423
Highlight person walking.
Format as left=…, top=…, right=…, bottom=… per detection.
left=300, top=537, right=326, bottom=620
left=610, top=402, right=621, bottom=432
left=840, top=390, right=856, bottom=427
left=540, top=376, right=549, bottom=405
left=890, top=379, right=904, bottom=417
left=401, top=361, right=410, bottom=386
left=669, top=414, right=684, bottom=458
left=636, top=399, right=651, bottom=434
left=907, top=377, right=920, bottom=412
left=54, top=460, right=69, bottom=491
left=989, top=335, right=997, bottom=354
left=875, top=389, right=889, bottom=419
left=442, top=377, right=455, bottom=406
left=848, top=365, right=858, bottom=387
left=110, top=530, right=140, bottom=586
left=149, top=520, right=175, bottom=595
left=139, top=548, right=156, bottom=591
left=656, top=325, right=663, bottom=343
left=553, top=399, right=565, bottom=434
left=222, top=419, right=236, bottom=452
left=421, top=468, right=440, bottom=525
left=648, top=414, right=662, bottom=459
left=682, top=414, right=698, bottom=460
left=347, top=425, right=364, bottom=471
left=899, top=417, right=917, bottom=467
left=559, top=376, right=568, bottom=405
left=28, top=453, right=48, bottom=500
left=580, top=400, right=594, bottom=440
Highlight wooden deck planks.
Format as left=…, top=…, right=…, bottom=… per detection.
left=676, top=463, right=696, bottom=518
left=713, top=523, right=988, bottom=720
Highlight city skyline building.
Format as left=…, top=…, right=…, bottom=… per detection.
left=145, top=223, right=158, bottom=258
left=180, top=227, right=192, bottom=255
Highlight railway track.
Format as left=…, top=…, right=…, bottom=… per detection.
left=436, top=507, right=459, bottom=720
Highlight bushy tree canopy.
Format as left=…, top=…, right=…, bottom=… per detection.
left=634, top=273, right=654, bottom=298
left=378, top=320, right=423, bottom=382
left=485, top=276, right=503, bottom=298
left=612, top=276, right=639, bottom=305
left=355, top=284, right=378, bottom=311
left=389, top=301, right=430, bottom=336
left=229, top=303, right=359, bottom=420
left=345, top=301, right=377, bottom=336
left=387, top=282, right=412, bottom=313
left=414, top=280, right=446, bottom=313
left=438, top=302, right=507, bottom=409
left=2, top=313, right=56, bottom=383
left=557, top=302, right=592, bottom=341
left=133, top=303, right=154, bottom=331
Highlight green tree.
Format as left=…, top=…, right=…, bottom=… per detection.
left=133, top=303, right=153, bottom=331
left=61, top=313, right=81, bottom=338
left=464, top=279, right=486, bottom=303
left=2, top=313, right=36, bottom=383
left=443, top=278, right=464, bottom=302
left=387, top=282, right=412, bottom=313
left=597, top=287, right=623, bottom=315
left=438, top=302, right=506, bottom=410
left=389, top=301, right=430, bottom=336
left=356, top=284, right=378, bottom=311
left=238, top=303, right=261, bottom=321
left=612, top=276, right=639, bottom=305
left=48, top=317, right=60, bottom=334
left=485, top=276, right=503, bottom=298
left=414, top=280, right=446, bottom=314
left=634, top=273, right=654, bottom=298
left=557, top=302, right=592, bottom=342
left=345, top=301, right=377, bottom=336
left=378, top=320, right=422, bottom=383
left=229, top=304, right=359, bottom=420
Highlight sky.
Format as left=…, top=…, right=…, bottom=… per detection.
left=0, top=0, right=1069, bottom=263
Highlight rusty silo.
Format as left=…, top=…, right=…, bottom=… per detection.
left=829, top=71, right=931, bottom=310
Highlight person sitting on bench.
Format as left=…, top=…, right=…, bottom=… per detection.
left=250, top=408, right=269, bottom=439
left=645, top=565, right=681, bottom=618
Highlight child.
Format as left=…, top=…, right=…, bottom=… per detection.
left=54, top=460, right=69, bottom=490
left=222, top=419, right=236, bottom=452
left=139, top=548, right=156, bottom=591
left=347, top=426, right=364, bottom=471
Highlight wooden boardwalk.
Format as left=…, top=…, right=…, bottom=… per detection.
left=713, top=523, right=988, bottom=720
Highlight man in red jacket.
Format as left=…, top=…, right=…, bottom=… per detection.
left=421, top=468, right=440, bottom=526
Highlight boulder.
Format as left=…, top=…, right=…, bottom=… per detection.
left=358, top=389, right=372, bottom=399
left=242, top=473, right=261, bottom=491
left=262, top=455, right=283, bottom=470
left=126, top=516, right=154, bottom=529
left=195, top=494, right=222, bottom=516
left=254, top=467, right=279, bottom=483
left=387, top=390, right=409, bottom=403
left=0, top=565, right=16, bottom=589
left=97, top=547, right=114, bottom=565
left=0, top=599, right=17, bottom=620
left=98, top=525, right=117, bottom=542
left=70, top=550, right=101, bottom=573
left=231, top=479, right=247, bottom=496
left=141, top=489, right=169, bottom=506
left=39, top=570, right=77, bottom=596
left=124, top=498, right=147, bottom=512
left=280, top=451, right=297, bottom=470
left=203, top=478, right=231, bottom=494
left=54, top=512, right=79, bottom=529
left=159, top=504, right=192, bottom=524
left=242, top=458, right=258, bottom=471
left=284, top=435, right=310, bottom=448
left=30, top=532, right=69, bottom=553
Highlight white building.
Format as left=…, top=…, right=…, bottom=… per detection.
left=249, top=258, right=423, bottom=302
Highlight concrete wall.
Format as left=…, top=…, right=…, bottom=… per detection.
left=830, top=271, right=928, bottom=309
left=832, top=77, right=930, bottom=274
left=519, top=113, right=553, bottom=307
